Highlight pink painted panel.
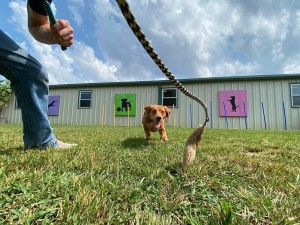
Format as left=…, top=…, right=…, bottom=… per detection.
left=219, top=90, right=248, bottom=117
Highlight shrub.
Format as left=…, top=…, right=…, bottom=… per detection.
left=0, top=79, right=13, bottom=116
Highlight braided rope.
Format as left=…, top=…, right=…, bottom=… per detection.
left=116, top=0, right=209, bottom=125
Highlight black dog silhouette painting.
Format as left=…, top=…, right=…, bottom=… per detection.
left=228, top=96, right=239, bottom=112
left=48, top=100, right=57, bottom=108
left=219, top=90, right=247, bottom=117
left=120, top=98, right=133, bottom=111
left=48, top=96, right=60, bottom=116
left=115, top=94, right=137, bottom=116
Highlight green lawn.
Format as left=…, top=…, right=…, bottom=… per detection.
left=0, top=124, right=300, bottom=224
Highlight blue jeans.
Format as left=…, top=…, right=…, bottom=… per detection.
left=0, top=30, right=55, bottom=148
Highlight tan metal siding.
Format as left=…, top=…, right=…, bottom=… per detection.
left=3, top=77, right=300, bottom=130
left=165, top=79, right=300, bottom=130
left=4, top=95, right=21, bottom=124
left=47, top=85, right=159, bottom=126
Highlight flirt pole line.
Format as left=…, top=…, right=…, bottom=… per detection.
left=43, top=0, right=67, bottom=51
left=116, top=0, right=209, bottom=166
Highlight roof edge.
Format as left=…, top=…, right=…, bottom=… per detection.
left=50, top=73, right=300, bottom=89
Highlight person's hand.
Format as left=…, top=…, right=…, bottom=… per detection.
left=51, top=20, right=74, bottom=47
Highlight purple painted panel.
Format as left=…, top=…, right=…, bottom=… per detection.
left=219, top=90, right=247, bottom=117
left=48, top=96, right=60, bottom=116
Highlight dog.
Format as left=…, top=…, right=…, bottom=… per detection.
left=142, top=105, right=171, bottom=141
left=228, top=96, right=239, bottom=112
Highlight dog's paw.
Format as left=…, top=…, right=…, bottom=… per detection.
left=160, top=137, right=168, bottom=141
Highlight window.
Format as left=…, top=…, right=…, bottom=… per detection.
left=162, top=88, right=177, bottom=107
left=79, top=90, right=92, bottom=108
left=291, top=83, right=300, bottom=107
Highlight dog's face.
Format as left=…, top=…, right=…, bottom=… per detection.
left=143, top=105, right=170, bottom=131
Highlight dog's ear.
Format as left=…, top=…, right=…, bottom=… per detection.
left=144, top=105, right=152, bottom=112
left=164, top=106, right=171, bottom=123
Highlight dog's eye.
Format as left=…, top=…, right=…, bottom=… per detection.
left=152, top=109, right=157, bottom=113
left=160, top=110, right=164, bottom=114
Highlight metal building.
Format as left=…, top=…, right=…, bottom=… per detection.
left=2, top=74, right=300, bottom=130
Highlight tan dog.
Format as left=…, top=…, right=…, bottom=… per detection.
left=142, top=105, right=171, bottom=141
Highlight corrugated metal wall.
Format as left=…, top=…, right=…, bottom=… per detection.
left=176, top=79, right=300, bottom=130
left=3, top=77, right=300, bottom=130
left=47, top=85, right=160, bottom=126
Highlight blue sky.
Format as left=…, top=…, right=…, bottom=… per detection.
left=1, top=0, right=300, bottom=84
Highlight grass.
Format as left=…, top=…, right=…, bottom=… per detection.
left=0, top=124, right=300, bottom=224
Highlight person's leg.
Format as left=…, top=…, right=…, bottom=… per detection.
left=0, top=30, right=76, bottom=149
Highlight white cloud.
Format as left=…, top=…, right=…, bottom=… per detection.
left=6, top=0, right=119, bottom=84
left=8, top=0, right=28, bottom=33
left=3, top=0, right=300, bottom=84
left=282, top=54, right=300, bottom=74
left=67, top=0, right=84, bottom=27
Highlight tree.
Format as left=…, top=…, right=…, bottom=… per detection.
left=0, top=79, right=13, bottom=116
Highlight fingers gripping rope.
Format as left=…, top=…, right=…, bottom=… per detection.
left=43, top=0, right=67, bottom=51
left=116, top=0, right=209, bottom=125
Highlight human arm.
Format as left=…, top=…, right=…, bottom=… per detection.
left=27, top=1, right=73, bottom=47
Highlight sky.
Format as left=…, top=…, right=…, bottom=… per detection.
left=1, top=0, right=300, bottom=85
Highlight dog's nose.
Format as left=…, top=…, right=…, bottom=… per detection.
left=156, top=116, right=162, bottom=122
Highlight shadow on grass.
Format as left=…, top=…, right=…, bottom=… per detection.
left=121, top=137, right=149, bottom=149
left=0, top=146, right=24, bottom=156
left=165, top=162, right=184, bottom=177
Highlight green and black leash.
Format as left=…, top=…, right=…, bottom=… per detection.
left=43, top=0, right=67, bottom=51
left=116, top=0, right=209, bottom=126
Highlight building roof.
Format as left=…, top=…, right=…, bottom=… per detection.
left=50, top=73, right=300, bottom=89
